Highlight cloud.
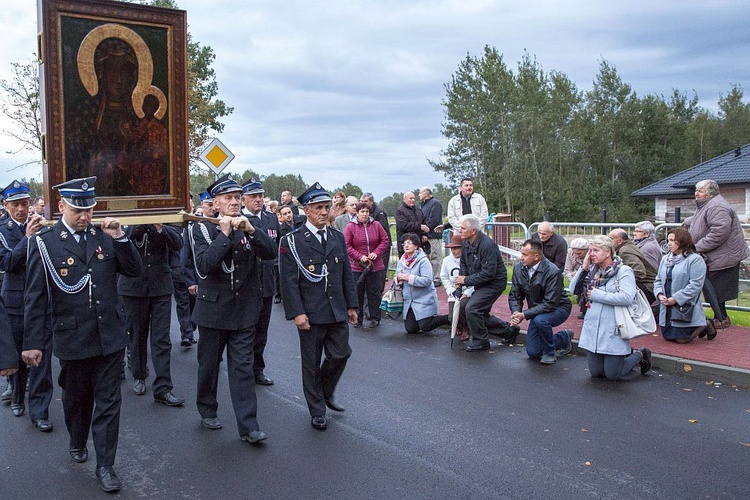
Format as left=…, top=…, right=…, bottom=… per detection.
left=1, top=0, right=749, bottom=201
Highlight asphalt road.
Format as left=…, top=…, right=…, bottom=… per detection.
left=1, top=302, right=748, bottom=499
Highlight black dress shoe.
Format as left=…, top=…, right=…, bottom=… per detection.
left=69, top=447, right=88, bottom=463
left=180, top=338, right=192, bottom=347
left=154, top=391, right=185, bottom=406
left=240, top=430, right=268, bottom=444
left=465, top=341, right=490, bottom=352
left=1, top=382, right=11, bottom=403
left=499, top=325, right=521, bottom=345
left=325, top=397, right=345, bottom=412
left=96, top=466, right=122, bottom=493
left=33, top=418, right=53, bottom=432
left=133, top=379, right=146, bottom=395
left=273, top=296, right=282, bottom=304
left=254, top=373, right=274, bottom=386
left=638, top=347, right=652, bottom=375
left=311, top=416, right=327, bottom=430
left=11, top=403, right=25, bottom=417
left=202, top=417, right=222, bottom=430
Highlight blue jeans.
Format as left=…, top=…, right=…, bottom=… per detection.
left=525, top=306, right=571, bottom=358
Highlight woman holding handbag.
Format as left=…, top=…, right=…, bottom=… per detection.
left=395, top=233, right=450, bottom=334
left=569, top=236, right=652, bottom=381
left=344, top=202, right=391, bottom=328
left=654, top=228, right=716, bottom=343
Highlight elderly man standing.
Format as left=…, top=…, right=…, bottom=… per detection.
left=509, top=240, right=572, bottom=365
left=455, top=214, right=507, bottom=352
left=23, top=177, right=141, bottom=492
left=419, top=187, right=444, bottom=284
left=334, top=196, right=359, bottom=233
left=633, top=221, right=663, bottom=270
left=191, top=174, right=276, bottom=444
left=447, top=178, right=489, bottom=230
left=395, top=191, right=429, bottom=257
left=531, top=222, right=567, bottom=271
left=684, top=179, right=750, bottom=328
left=280, top=183, right=358, bottom=430
left=609, top=229, right=657, bottom=307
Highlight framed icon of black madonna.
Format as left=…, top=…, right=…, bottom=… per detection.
left=39, top=0, right=189, bottom=218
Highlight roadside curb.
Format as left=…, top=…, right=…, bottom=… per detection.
left=510, top=331, right=750, bottom=389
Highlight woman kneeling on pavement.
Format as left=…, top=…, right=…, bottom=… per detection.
left=395, top=233, right=450, bottom=334
left=654, top=228, right=716, bottom=343
left=569, top=235, right=652, bottom=381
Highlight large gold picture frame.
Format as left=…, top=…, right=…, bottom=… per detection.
left=39, top=0, right=189, bottom=219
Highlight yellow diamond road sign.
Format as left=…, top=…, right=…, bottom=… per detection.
left=199, top=138, right=235, bottom=175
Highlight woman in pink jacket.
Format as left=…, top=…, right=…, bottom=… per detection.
left=344, top=202, right=391, bottom=328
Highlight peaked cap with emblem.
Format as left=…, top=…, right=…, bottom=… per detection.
left=206, top=173, right=242, bottom=198
left=199, top=191, right=213, bottom=202
left=1, top=180, right=32, bottom=202
left=299, top=182, right=332, bottom=206
left=241, top=178, right=265, bottom=196
left=53, top=176, right=97, bottom=209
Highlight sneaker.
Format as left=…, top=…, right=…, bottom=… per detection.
left=540, top=353, right=556, bottom=365
left=556, top=330, right=573, bottom=357
left=638, top=347, right=652, bottom=374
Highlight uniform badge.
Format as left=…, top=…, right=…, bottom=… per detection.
left=6, top=220, right=12, bottom=229
left=60, top=269, right=68, bottom=277
left=60, top=230, right=68, bottom=239
left=308, top=265, right=315, bottom=272
left=89, top=227, right=96, bottom=236
left=97, top=254, right=104, bottom=260
left=67, top=257, right=74, bottom=265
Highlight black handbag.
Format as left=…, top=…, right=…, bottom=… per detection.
left=671, top=300, right=695, bottom=322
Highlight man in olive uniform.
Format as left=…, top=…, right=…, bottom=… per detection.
left=190, top=174, right=276, bottom=444
left=22, top=177, right=141, bottom=492
left=240, top=179, right=281, bottom=386
left=0, top=180, right=54, bottom=430
left=279, top=182, right=358, bottom=431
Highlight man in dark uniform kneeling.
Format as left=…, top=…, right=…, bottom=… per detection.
left=278, top=182, right=358, bottom=430
left=22, top=177, right=141, bottom=492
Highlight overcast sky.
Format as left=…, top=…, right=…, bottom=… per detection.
left=1, top=0, right=748, bottom=201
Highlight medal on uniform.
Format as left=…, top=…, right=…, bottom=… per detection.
left=96, top=246, right=103, bottom=259
left=67, top=257, right=74, bottom=265
left=60, top=269, right=68, bottom=277
left=308, top=265, right=315, bottom=272
left=98, top=254, right=104, bottom=260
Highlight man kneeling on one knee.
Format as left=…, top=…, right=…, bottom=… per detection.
left=509, top=239, right=573, bottom=365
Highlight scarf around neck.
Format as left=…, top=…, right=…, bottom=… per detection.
left=665, top=252, right=687, bottom=268
left=588, top=255, right=622, bottom=288
left=400, top=249, right=424, bottom=269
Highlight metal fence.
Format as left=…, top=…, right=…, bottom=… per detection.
left=387, top=219, right=750, bottom=313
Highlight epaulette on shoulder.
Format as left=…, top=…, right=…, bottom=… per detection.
left=38, top=226, right=54, bottom=235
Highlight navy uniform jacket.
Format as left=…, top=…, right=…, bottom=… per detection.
left=278, top=226, right=357, bottom=324
left=24, top=222, right=142, bottom=360
left=182, top=223, right=197, bottom=288
left=243, top=209, right=281, bottom=298
left=118, top=224, right=182, bottom=297
left=190, top=221, right=276, bottom=330
left=0, top=218, right=30, bottom=315
left=0, top=300, right=17, bottom=370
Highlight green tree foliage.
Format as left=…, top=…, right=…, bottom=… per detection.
left=378, top=192, right=405, bottom=218
left=0, top=57, right=42, bottom=169
left=331, top=182, right=363, bottom=200
left=433, top=47, right=750, bottom=223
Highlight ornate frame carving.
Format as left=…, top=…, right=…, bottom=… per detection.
left=39, top=0, right=189, bottom=218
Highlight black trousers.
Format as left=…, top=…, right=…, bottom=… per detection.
left=173, top=280, right=196, bottom=339
left=465, top=284, right=505, bottom=342
left=254, top=296, right=273, bottom=374
left=354, top=269, right=384, bottom=323
left=297, top=322, right=352, bottom=417
left=9, top=314, right=54, bottom=420
left=59, top=349, right=124, bottom=467
left=122, top=294, right=174, bottom=396
left=404, top=308, right=449, bottom=334
left=197, top=325, right=259, bottom=435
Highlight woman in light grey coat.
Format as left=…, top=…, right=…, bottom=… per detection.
left=395, top=233, right=449, bottom=334
left=569, top=236, right=651, bottom=381
left=654, top=228, right=716, bottom=343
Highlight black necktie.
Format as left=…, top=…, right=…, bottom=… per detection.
left=317, top=229, right=327, bottom=250
left=75, top=230, right=87, bottom=252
